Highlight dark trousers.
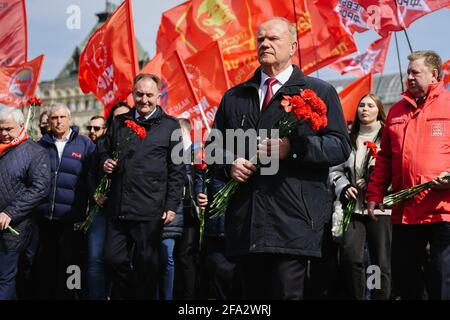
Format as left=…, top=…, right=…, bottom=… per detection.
left=16, top=223, right=39, bottom=300
left=392, top=222, right=450, bottom=300
left=306, top=223, right=343, bottom=299
left=0, top=251, right=19, bottom=300
left=205, top=237, right=242, bottom=300
left=34, top=219, right=84, bottom=300
left=104, top=218, right=162, bottom=300
left=341, top=214, right=392, bottom=300
left=174, top=223, right=198, bottom=299
left=239, top=254, right=307, bottom=300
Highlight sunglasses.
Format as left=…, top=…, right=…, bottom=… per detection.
left=87, top=126, right=104, bottom=132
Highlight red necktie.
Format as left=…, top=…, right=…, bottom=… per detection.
left=262, top=77, right=277, bottom=112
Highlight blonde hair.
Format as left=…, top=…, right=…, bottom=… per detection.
left=408, top=50, right=442, bottom=80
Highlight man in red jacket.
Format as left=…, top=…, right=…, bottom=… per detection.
left=366, top=50, right=450, bottom=300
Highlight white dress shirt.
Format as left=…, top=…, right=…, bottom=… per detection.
left=135, top=108, right=157, bottom=121
left=54, top=128, right=72, bottom=162
left=258, top=65, right=294, bottom=110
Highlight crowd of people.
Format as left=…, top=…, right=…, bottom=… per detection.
left=0, top=17, right=449, bottom=300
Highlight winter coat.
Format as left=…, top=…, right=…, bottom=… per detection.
left=329, top=126, right=390, bottom=216
left=36, top=127, right=95, bottom=222
left=210, top=65, right=351, bottom=257
left=0, top=139, right=50, bottom=251
left=162, top=164, right=197, bottom=239
left=98, top=108, right=185, bottom=221
left=366, top=81, right=450, bottom=224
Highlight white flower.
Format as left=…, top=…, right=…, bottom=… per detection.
left=331, top=200, right=344, bottom=243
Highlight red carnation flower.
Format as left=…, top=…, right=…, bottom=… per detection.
left=125, top=120, right=147, bottom=140
left=363, top=141, right=378, bottom=158
left=194, top=148, right=207, bottom=171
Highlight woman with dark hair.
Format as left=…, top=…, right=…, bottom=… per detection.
left=106, top=101, right=131, bottom=129
left=329, top=94, right=391, bottom=300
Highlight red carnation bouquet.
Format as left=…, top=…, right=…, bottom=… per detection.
left=210, top=89, right=328, bottom=218
left=341, top=140, right=378, bottom=232
left=80, top=120, right=147, bottom=233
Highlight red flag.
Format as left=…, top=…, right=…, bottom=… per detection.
left=0, top=0, right=27, bottom=66
left=338, top=73, right=373, bottom=123
left=383, top=0, right=450, bottom=35
left=78, top=0, right=138, bottom=116
left=157, top=0, right=260, bottom=86
left=330, top=0, right=450, bottom=37
left=330, top=34, right=391, bottom=77
left=0, top=55, right=44, bottom=107
left=157, top=0, right=357, bottom=85
left=156, top=1, right=193, bottom=58
left=160, top=51, right=199, bottom=120
left=146, top=43, right=230, bottom=141
left=327, top=0, right=380, bottom=34
left=182, top=41, right=230, bottom=140
left=295, top=0, right=357, bottom=75
left=443, top=59, right=450, bottom=90
left=141, top=52, right=163, bottom=75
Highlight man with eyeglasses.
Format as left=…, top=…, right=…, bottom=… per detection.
left=0, top=107, right=50, bottom=300
left=87, top=116, right=106, bottom=142
left=85, top=114, right=107, bottom=299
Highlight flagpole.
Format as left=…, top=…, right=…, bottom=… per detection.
left=394, top=32, right=405, bottom=92
left=292, top=0, right=302, bottom=69
left=403, top=30, right=413, bottom=54
left=24, top=106, right=33, bottom=132
left=392, top=0, right=413, bottom=54
left=375, top=71, right=384, bottom=95
left=126, top=0, right=139, bottom=76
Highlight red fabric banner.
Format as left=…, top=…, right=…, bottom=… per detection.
left=0, top=0, right=27, bottom=66
left=338, top=73, right=373, bottom=123
left=78, top=0, right=138, bottom=116
left=0, top=55, right=44, bottom=107
left=295, top=0, right=357, bottom=75
left=325, top=0, right=450, bottom=37
left=379, top=0, right=450, bottom=36
left=157, top=0, right=357, bottom=85
left=182, top=41, right=230, bottom=140
left=159, top=51, right=199, bottom=122
left=330, top=34, right=391, bottom=77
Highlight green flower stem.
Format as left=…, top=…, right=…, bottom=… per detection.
left=383, top=174, right=450, bottom=207
left=199, top=208, right=205, bottom=250
left=79, top=130, right=138, bottom=233
left=209, top=116, right=300, bottom=219
left=79, top=205, right=100, bottom=234
left=7, top=225, right=19, bottom=235
left=342, top=199, right=355, bottom=232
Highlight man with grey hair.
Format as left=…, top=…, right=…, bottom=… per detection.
left=0, top=107, right=50, bottom=299
left=208, top=17, right=350, bottom=299
left=34, top=103, right=95, bottom=299
left=99, top=73, right=185, bottom=300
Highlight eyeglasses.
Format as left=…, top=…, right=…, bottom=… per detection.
left=87, top=126, right=104, bottom=132
left=0, top=127, right=15, bottom=133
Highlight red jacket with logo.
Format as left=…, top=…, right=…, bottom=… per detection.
left=366, top=81, right=450, bottom=224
